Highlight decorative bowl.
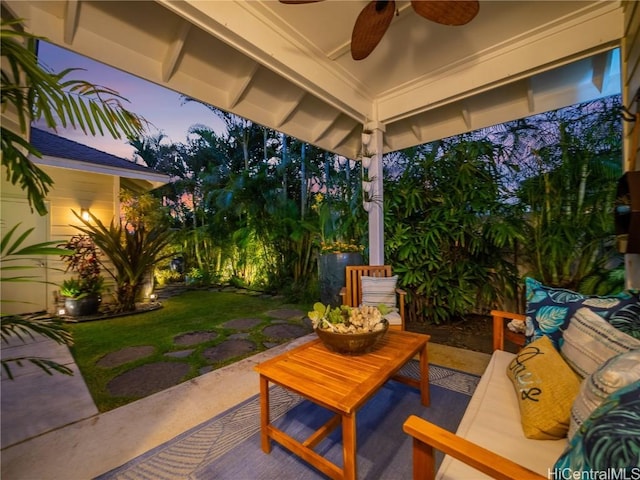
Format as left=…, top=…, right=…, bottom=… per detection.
left=315, top=320, right=389, bottom=355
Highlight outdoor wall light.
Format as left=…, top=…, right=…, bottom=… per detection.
left=80, top=208, right=91, bottom=221
left=149, top=293, right=158, bottom=301
left=58, top=308, right=66, bottom=316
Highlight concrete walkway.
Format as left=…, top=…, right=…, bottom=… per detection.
left=0, top=334, right=490, bottom=480
left=1, top=335, right=98, bottom=449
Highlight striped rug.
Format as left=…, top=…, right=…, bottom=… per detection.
left=97, top=362, right=479, bottom=480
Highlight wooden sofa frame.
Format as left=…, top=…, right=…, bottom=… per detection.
left=403, top=310, right=548, bottom=480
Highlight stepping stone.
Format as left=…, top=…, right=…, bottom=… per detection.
left=107, top=362, right=190, bottom=397
left=229, top=332, right=249, bottom=340
left=96, top=346, right=155, bottom=368
left=263, top=324, right=310, bottom=340
left=174, top=331, right=217, bottom=346
left=265, top=308, right=305, bottom=320
left=202, top=339, right=256, bottom=363
left=165, top=349, right=194, bottom=359
left=222, top=318, right=262, bottom=330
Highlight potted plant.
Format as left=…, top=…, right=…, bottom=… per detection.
left=312, top=194, right=365, bottom=306
left=59, top=235, right=104, bottom=317
left=360, top=149, right=374, bottom=169
left=361, top=129, right=372, bottom=146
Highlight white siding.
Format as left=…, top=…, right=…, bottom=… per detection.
left=1, top=165, right=120, bottom=314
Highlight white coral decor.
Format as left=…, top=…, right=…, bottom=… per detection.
left=308, top=302, right=388, bottom=334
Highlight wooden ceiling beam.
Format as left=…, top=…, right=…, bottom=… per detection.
left=526, top=79, right=535, bottom=113
left=312, top=113, right=340, bottom=143
left=63, top=0, right=79, bottom=45
left=274, top=91, right=306, bottom=128
left=411, top=124, right=423, bottom=143
left=162, top=21, right=191, bottom=83
left=226, top=62, right=259, bottom=110
left=330, top=123, right=356, bottom=152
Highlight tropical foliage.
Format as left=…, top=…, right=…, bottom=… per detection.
left=384, top=139, right=522, bottom=323
left=129, top=107, right=366, bottom=300
left=510, top=98, right=623, bottom=290
left=58, top=235, right=104, bottom=298
left=124, top=95, right=624, bottom=323
left=383, top=97, right=623, bottom=322
left=72, top=210, right=175, bottom=312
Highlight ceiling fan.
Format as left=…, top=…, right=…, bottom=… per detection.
left=279, top=0, right=480, bottom=60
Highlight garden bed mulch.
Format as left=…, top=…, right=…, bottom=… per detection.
left=407, top=314, right=494, bottom=355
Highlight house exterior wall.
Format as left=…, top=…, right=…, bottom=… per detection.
left=44, top=165, right=120, bottom=312
left=1, top=186, right=50, bottom=315
left=1, top=165, right=120, bottom=315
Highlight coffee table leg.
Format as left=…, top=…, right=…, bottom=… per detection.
left=342, top=413, right=357, bottom=480
left=420, top=343, right=430, bottom=406
left=259, top=374, right=271, bottom=453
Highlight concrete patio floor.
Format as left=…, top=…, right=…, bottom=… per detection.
left=1, top=334, right=490, bottom=480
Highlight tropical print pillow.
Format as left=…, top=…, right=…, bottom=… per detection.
left=554, top=380, right=640, bottom=473
left=524, top=277, right=640, bottom=349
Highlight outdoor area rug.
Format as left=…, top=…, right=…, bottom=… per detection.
left=97, top=362, right=479, bottom=480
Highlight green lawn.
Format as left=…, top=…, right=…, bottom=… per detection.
left=68, top=290, right=312, bottom=412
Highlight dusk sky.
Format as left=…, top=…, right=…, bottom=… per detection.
left=35, top=41, right=226, bottom=160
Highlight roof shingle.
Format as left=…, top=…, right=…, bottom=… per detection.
left=30, top=128, right=157, bottom=174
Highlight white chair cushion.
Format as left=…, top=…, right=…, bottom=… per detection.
left=361, top=275, right=398, bottom=308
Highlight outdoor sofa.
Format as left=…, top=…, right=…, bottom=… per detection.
left=404, top=278, right=640, bottom=479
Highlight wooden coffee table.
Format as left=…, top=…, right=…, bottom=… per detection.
left=255, top=329, right=430, bottom=480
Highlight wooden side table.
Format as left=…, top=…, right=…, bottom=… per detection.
left=255, top=329, right=430, bottom=480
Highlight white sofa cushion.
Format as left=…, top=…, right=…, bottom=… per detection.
left=437, top=350, right=568, bottom=479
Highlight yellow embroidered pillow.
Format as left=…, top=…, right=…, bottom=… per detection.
left=506, top=335, right=581, bottom=439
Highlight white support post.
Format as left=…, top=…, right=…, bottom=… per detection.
left=366, top=123, right=385, bottom=265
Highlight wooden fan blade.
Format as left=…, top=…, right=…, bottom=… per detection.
left=411, top=0, right=479, bottom=26
left=351, top=1, right=396, bottom=61
left=279, top=1, right=324, bottom=4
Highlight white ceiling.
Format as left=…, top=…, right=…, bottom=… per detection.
left=4, top=0, right=624, bottom=158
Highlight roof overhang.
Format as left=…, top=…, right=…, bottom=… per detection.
left=3, top=1, right=625, bottom=158
left=33, top=155, right=170, bottom=191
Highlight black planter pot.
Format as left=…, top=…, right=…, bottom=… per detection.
left=64, top=294, right=101, bottom=317
left=318, top=252, right=363, bottom=307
